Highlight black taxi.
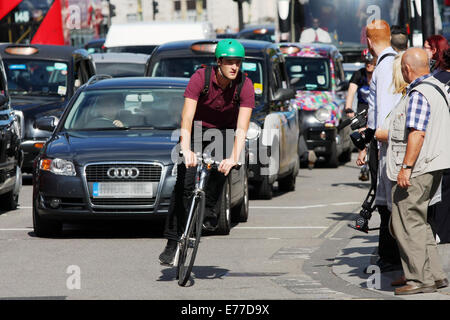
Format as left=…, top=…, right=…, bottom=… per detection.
left=0, top=54, right=23, bottom=211
left=145, top=39, right=300, bottom=200
left=0, top=44, right=96, bottom=173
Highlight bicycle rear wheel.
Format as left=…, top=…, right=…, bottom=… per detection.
left=177, top=195, right=204, bottom=286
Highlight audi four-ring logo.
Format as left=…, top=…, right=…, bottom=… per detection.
left=107, top=167, right=140, bottom=179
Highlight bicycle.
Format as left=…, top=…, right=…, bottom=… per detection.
left=174, top=152, right=241, bottom=287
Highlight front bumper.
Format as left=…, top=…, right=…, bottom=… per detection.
left=34, top=164, right=176, bottom=221
left=21, top=140, right=46, bottom=172
left=304, top=126, right=337, bottom=157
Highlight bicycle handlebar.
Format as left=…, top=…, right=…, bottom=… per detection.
left=179, top=150, right=242, bottom=170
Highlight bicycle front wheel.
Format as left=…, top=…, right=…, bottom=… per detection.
left=177, top=196, right=204, bottom=286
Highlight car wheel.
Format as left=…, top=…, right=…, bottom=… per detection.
left=278, top=169, right=297, bottom=192
left=232, top=170, right=249, bottom=223
left=32, top=203, right=62, bottom=238
left=0, top=190, right=18, bottom=211
left=216, top=179, right=231, bottom=235
left=256, top=175, right=273, bottom=200
left=339, top=147, right=352, bottom=163
left=327, top=141, right=339, bottom=168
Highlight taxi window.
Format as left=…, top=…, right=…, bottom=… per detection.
left=4, top=59, right=68, bottom=97
left=285, top=57, right=330, bottom=91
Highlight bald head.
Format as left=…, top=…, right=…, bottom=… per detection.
left=401, top=48, right=430, bottom=83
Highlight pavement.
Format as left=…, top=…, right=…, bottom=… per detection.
left=332, top=212, right=450, bottom=300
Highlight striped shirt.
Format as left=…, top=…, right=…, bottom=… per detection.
left=406, top=74, right=432, bottom=131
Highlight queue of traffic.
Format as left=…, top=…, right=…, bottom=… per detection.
left=0, top=24, right=353, bottom=237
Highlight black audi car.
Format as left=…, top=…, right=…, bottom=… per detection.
left=32, top=76, right=248, bottom=237
left=0, top=44, right=96, bottom=173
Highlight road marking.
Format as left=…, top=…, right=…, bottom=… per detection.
left=0, top=228, right=32, bottom=231
left=234, top=226, right=327, bottom=229
left=249, top=202, right=359, bottom=210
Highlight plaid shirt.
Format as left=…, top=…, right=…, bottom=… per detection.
left=406, top=74, right=431, bottom=131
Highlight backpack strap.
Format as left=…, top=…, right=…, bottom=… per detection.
left=413, top=81, right=449, bottom=110
left=376, top=53, right=396, bottom=66
left=232, top=72, right=247, bottom=106
left=200, top=65, right=212, bottom=96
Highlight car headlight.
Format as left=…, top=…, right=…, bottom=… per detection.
left=246, top=122, right=261, bottom=140
left=315, top=108, right=331, bottom=123
left=40, top=158, right=76, bottom=176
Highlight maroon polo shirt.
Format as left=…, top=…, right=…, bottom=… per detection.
left=183, top=66, right=255, bottom=129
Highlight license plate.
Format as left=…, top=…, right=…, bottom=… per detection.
left=92, top=182, right=153, bottom=198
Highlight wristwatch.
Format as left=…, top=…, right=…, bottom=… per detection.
left=402, top=164, right=413, bottom=169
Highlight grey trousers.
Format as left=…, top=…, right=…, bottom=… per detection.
left=390, top=171, right=447, bottom=286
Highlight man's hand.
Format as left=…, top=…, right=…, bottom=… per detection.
left=356, top=148, right=367, bottom=166
left=113, top=120, right=124, bottom=127
left=218, top=158, right=237, bottom=176
left=183, top=150, right=197, bottom=168
left=397, top=168, right=412, bottom=188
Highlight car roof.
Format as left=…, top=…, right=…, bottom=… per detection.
left=0, top=43, right=89, bottom=61
left=92, top=52, right=150, bottom=64
left=278, top=42, right=342, bottom=59
left=151, top=39, right=280, bottom=58
left=85, top=77, right=189, bottom=90
left=238, top=24, right=275, bottom=33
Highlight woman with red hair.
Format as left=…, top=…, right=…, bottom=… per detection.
left=424, top=35, right=449, bottom=72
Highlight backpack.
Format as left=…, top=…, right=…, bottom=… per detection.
left=200, top=65, right=247, bottom=106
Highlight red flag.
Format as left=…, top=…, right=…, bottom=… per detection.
left=0, top=0, right=23, bottom=21
left=31, top=0, right=64, bottom=45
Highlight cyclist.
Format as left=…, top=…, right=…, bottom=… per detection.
left=159, top=39, right=255, bottom=266
left=345, top=49, right=376, bottom=181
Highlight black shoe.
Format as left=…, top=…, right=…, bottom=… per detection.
left=159, top=239, right=178, bottom=266
left=202, top=216, right=218, bottom=232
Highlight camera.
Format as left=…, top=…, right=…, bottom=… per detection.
left=339, top=109, right=374, bottom=150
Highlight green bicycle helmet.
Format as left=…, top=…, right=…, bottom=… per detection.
left=215, top=39, right=245, bottom=59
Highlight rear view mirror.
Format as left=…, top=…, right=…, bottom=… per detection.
left=272, top=88, right=295, bottom=101
left=35, top=116, right=59, bottom=132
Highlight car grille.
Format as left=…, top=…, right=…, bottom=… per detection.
left=85, top=163, right=162, bottom=182
left=84, top=162, right=164, bottom=208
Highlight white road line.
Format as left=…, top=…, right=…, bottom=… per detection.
left=234, top=226, right=327, bottom=229
left=0, top=228, right=32, bottom=231
left=249, top=202, right=359, bottom=210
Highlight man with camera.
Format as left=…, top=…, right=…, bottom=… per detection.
left=385, top=48, right=449, bottom=295
left=359, top=20, right=402, bottom=272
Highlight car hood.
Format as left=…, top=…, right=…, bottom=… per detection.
left=45, top=130, right=179, bottom=166
left=11, top=97, right=67, bottom=139
left=293, top=90, right=341, bottom=125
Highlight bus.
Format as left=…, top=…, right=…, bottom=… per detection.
left=0, top=0, right=106, bottom=47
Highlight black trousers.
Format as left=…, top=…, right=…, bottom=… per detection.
left=368, top=139, right=401, bottom=264
left=428, top=169, right=450, bottom=243
left=163, top=129, right=233, bottom=241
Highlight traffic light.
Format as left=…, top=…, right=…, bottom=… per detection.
left=153, top=0, right=159, bottom=16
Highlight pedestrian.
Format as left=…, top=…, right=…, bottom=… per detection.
left=390, top=25, right=408, bottom=53
left=384, top=48, right=450, bottom=295
left=424, top=34, right=449, bottom=72
left=362, top=19, right=402, bottom=272
left=345, top=49, right=376, bottom=181
left=427, top=47, right=450, bottom=244
left=158, top=39, right=254, bottom=266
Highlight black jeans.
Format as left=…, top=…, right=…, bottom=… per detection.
left=163, top=129, right=233, bottom=241
left=368, top=139, right=400, bottom=264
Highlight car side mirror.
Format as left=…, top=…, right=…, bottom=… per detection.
left=336, top=80, right=349, bottom=92
left=35, top=116, right=59, bottom=132
left=272, top=88, right=295, bottom=101
left=0, top=95, right=8, bottom=107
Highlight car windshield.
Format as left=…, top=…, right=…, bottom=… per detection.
left=107, top=46, right=157, bottom=55
left=95, top=62, right=145, bottom=77
left=285, top=57, right=330, bottom=91
left=152, top=57, right=264, bottom=102
left=63, top=88, right=184, bottom=131
left=4, top=59, right=68, bottom=96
